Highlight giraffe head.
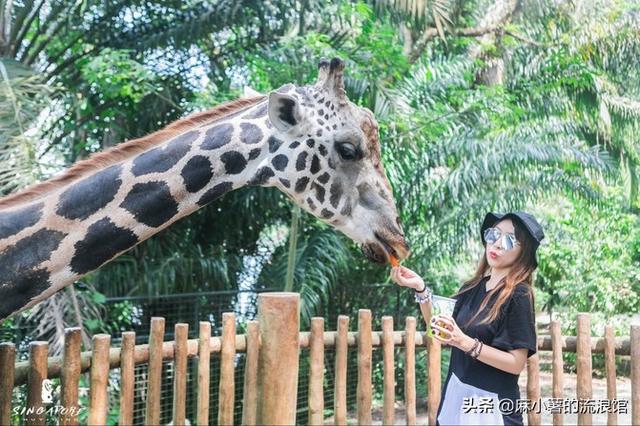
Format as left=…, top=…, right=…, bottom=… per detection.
left=264, top=58, right=410, bottom=263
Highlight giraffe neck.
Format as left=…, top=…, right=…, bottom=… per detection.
left=0, top=99, right=285, bottom=319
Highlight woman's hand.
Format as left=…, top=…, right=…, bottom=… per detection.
left=430, top=314, right=476, bottom=352
left=390, top=266, right=425, bottom=291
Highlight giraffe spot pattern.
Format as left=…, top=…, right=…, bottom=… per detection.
left=0, top=229, right=67, bottom=321
left=70, top=218, right=138, bottom=275
left=201, top=123, right=233, bottom=150
left=307, top=197, right=316, bottom=211
left=120, top=181, right=179, bottom=228
left=248, top=148, right=262, bottom=160
left=317, top=172, right=330, bottom=184
left=249, top=167, right=275, bottom=186
left=268, top=136, right=284, bottom=153
left=318, top=145, right=328, bottom=156
left=289, top=141, right=301, bottom=149
left=320, top=209, right=334, bottom=219
left=279, top=178, right=291, bottom=189
left=295, top=177, right=310, bottom=193
left=272, top=154, right=288, bottom=171
left=197, top=182, right=233, bottom=206
left=0, top=268, right=50, bottom=320
left=330, top=180, right=343, bottom=208
left=306, top=139, right=315, bottom=148
left=0, top=202, right=44, bottom=240
left=0, top=229, right=66, bottom=289
left=240, top=123, right=263, bottom=144
left=316, top=129, right=323, bottom=137
left=313, top=182, right=325, bottom=203
left=56, top=165, right=123, bottom=220
left=181, top=155, right=213, bottom=193
left=310, top=155, right=321, bottom=174
left=220, top=151, right=247, bottom=175
left=131, top=130, right=196, bottom=176
left=296, top=152, right=308, bottom=171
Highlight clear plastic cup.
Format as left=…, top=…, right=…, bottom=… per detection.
left=428, top=295, right=457, bottom=338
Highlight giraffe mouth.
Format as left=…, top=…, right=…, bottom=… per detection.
left=361, top=233, right=399, bottom=264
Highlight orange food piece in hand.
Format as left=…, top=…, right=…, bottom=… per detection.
left=389, top=255, right=399, bottom=267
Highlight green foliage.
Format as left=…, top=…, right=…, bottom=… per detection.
left=81, top=49, right=156, bottom=103
left=536, top=195, right=640, bottom=320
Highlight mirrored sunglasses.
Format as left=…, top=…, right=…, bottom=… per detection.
left=483, top=227, right=519, bottom=251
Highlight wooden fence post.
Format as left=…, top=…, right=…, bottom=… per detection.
left=604, top=325, right=617, bottom=426
left=0, top=343, right=16, bottom=425
left=256, top=293, right=300, bottom=425
left=550, top=320, right=564, bottom=426
left=405, top=317, right=417, bottom=426
left=631, top=324, right=640, bottom=426
left=60, top=328, right=82, bottom=426
left=357, top=309, right=373, bottom=425
left=172, top=323, right=188, bottom=426
left=334, top=315, right=349, bottom=426
left=145, top=317, right=165, bottom=425
left=576, top=313, right=592, bottom=425
left=308, top=317, right=325, bottom=424
left=88, top=334, right=111, bottom=425
left=527, top=353, right=541, bottom=426
left=426, top=302, right=441, bottom=426
left=218, top=313, right=236, bottom=426
left=382, top=316, right=395, bottom=425
left=119, top=331, right=136, bottom=426
left=242, top=321, right=260, bottom=426
left=25, top=341, right=48, bottom=426
left=197, top=322, right=211, bottom=426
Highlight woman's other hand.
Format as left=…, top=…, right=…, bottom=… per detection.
left=390, top=266, right=425, bottom=291
left=430, top=314, right=475, bottom=352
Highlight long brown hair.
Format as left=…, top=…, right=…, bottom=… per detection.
left=454, top=217, right=538, bottom=327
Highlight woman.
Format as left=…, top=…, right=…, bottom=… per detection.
left=390, top=212, right=544, bottom=425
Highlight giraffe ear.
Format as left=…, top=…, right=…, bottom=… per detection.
left=268, top=91, right=302, bottom=133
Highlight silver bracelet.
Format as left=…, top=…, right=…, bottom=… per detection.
left=414, top=286, right=433, bottom=304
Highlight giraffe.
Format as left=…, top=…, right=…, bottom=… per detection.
left=0, top=58, right=410, bottom=321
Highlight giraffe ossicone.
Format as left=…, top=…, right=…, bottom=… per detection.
left=0, top=57, right=410, bottom=321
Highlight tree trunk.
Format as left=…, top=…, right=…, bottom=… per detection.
left=470, top=0, right=519, bottom=86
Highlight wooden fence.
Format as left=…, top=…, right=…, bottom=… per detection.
left=0, top=292, right=639, bottom=425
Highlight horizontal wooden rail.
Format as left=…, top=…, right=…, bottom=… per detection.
left=11, top=331, right=633, bottom=386
left=13, top=335, right=240, bottom=386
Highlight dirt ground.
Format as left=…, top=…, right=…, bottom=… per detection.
left=325, top=351, right=633, bottom=425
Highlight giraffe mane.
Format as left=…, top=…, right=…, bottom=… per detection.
left=0, top=96, right=266, bottom=209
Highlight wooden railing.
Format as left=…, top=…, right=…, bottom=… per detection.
left=0, top=292, right=638, bottom=425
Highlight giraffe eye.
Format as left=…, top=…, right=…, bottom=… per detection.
left=336, top=142, right=358, bottom=161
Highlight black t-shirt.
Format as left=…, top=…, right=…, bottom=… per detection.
left=436, top=276, right=537, bottom=425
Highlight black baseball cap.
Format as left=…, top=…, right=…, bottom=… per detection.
left=481, top=211, right=545, bottom=254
